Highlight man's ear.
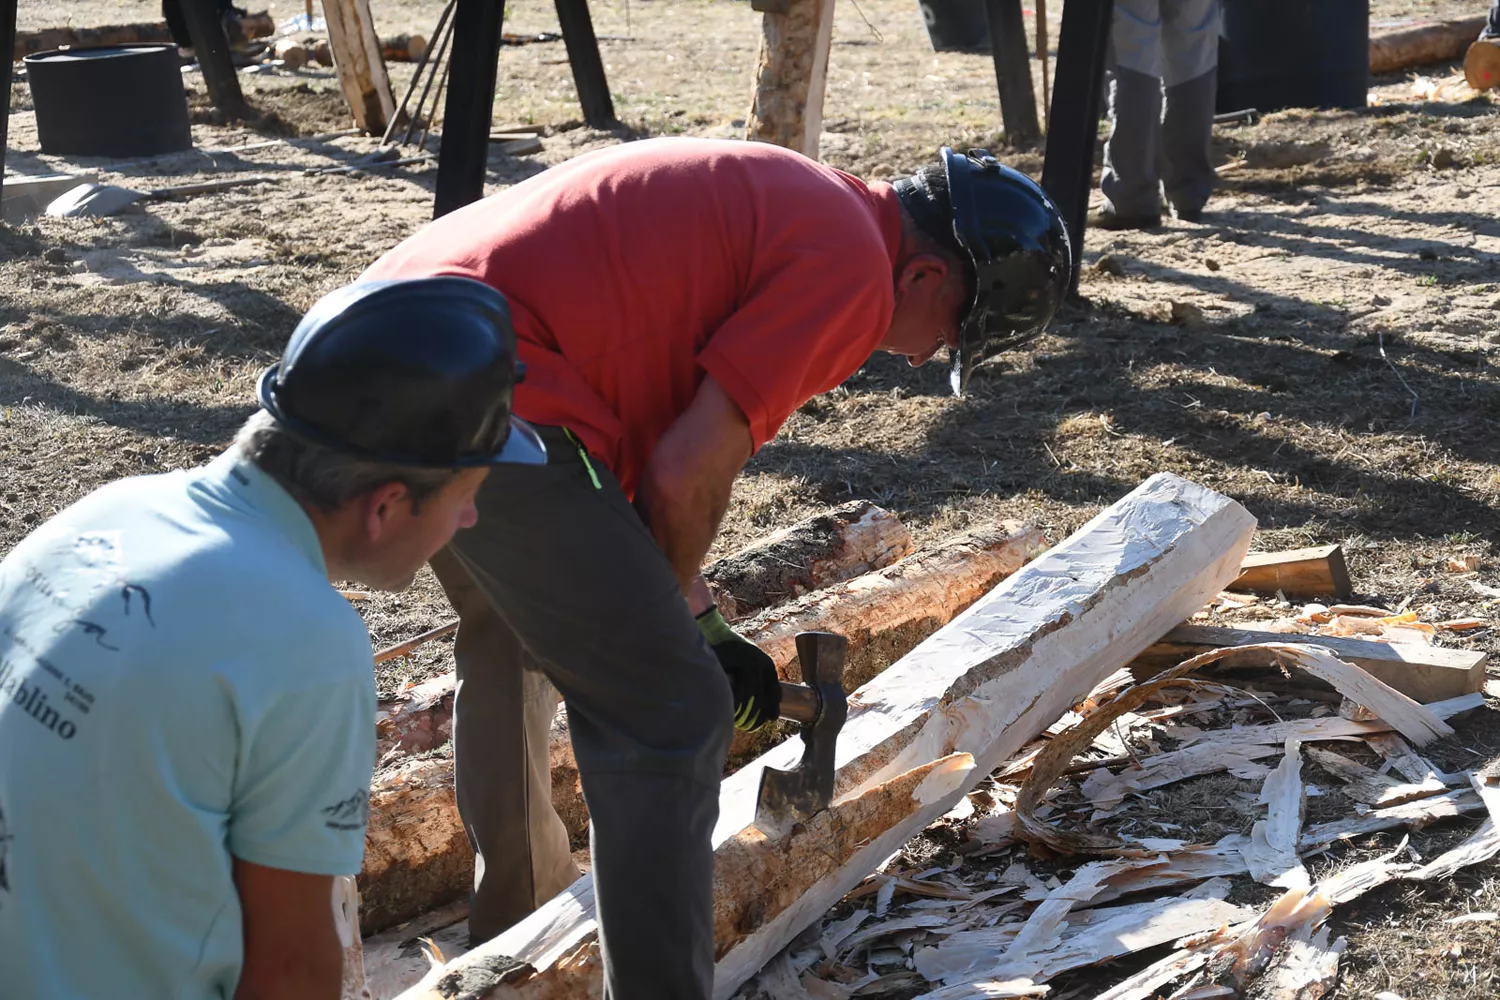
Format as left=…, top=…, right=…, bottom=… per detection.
left=897, top=252, right=951, bottom=295
left=362, top=481, right=413, bottom=543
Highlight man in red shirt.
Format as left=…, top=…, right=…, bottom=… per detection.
left=364, top=138, right=1069, bottom=998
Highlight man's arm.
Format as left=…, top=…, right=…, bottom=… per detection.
left=635, top=374, right=753, bottom=610
left=233, top=859, right=343, bottom=1000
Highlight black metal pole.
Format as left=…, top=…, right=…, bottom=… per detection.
left=1039, top=0, right=1112, bottom=295
left=554, top=0, right=616, bottom=128
left=983, top=0, right=1040, bottom=146
left=433, top=0, right=505, bottom=218
left=179, top=0, right=247, bottom=118
left=1, top=0, right=16, bottom=210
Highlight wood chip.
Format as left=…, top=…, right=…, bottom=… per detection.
left=1244, top=738, right=1310, bottom=890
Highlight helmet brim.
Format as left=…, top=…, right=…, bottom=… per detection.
left=493, top=416, right=548, bottom=466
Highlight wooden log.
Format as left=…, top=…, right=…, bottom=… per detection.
left=375, top=503, right=916, bottom=758
left=744, top=0, right=836, bottom=158
left=984, top=0, right=1041, bottom=146
left=1369, top=16, right=1488, bottom=75
left=363, top=522, right=1049, bottom=932
left=394, top=472, right=1256, bottom=1000
left=359, top=751, right=471, bottom=934
left=1229, top=544, right=1351, bottom=599
left=1128, top=624, right=1487, bottom=702
left=12, top=12, right=274, bottom=61
left=704, top=500, right=912, bottom=621
left=275, top=37, right=309, bottom=69
left=321, top=0, right=397, bottom=133
left=381, top=32, right=427, bottom=62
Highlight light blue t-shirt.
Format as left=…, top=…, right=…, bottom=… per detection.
left=0, top=453, right=375, bottom=999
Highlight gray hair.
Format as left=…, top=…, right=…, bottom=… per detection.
left=233, top=410, right=461, bottom=513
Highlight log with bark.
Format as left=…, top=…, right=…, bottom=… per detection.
left=744, top=0, right=836, bottom=157
left=393, top=472, right=1256, bottom=1000
left=375, top=502, right=913, bottom=758
left=1369, top=16, right=1488, bottom=75
left=13, top=12, right=274, bottom=61
left=362, top=521, right=1047, bottom=932
left=381, top=32, right=428, bottom=62
left=704, top=500, right=912, bottom=620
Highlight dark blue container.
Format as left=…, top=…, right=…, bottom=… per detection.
left=919, top=0, right=991, bottom=53
left=1217, top=0, right=1369, bottom=112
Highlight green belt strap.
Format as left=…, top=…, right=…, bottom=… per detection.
left=562, top=428, right=603, bottom=491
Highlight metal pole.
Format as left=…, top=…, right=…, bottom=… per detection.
left=433, top=0, right=505, bottom=218
left=1, top=0, right=16, bottom=210
left=179, top=0, right=247, bottom=118
left=1039, top=0, right=1112, bottom=295
left=554, top=0, right=616, bottom=128
left=982, top=0, right=1040, bottom=146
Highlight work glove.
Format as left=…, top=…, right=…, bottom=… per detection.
left=696, top=607, right=781, bottom=732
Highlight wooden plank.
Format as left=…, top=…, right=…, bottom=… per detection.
left=394, top=473, right=1256, bottom=1000
left=1129, top=624, right=1487, bottom=703
left=983, top=0, right=1041, bottom=146
left=334, top=875, right=369, bottom=1000
left=321, top=0, right=397, bottom=133
left=1229, top=544, right=1352, bottom=599
left=745, top=0, right=837, bottom=157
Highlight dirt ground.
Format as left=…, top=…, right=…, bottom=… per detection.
left=5, top=0, right=1500, bottom=995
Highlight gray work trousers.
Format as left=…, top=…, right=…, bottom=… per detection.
left=1100, top=0, right=1219, bottom=219
left=430, top=425, right=734, bottom=1000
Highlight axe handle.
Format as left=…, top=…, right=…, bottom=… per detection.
left=778, top=682, right=820, bottom=725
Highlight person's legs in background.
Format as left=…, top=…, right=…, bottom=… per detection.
left=1158, top=0, right=1220, bottom=222
left=1099, top=0, right=1165, bottom=229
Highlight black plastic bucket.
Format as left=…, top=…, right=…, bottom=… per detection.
left=24, top=44, right=193, bottom=157
left=919, top=0, right=991, bottom=53
left=1217, top=0, right=1368, bottom=113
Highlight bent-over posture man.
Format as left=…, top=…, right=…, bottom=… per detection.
left=365, top=137, right=1071, bottom=998
left=0, top=277, right=542, bottom=999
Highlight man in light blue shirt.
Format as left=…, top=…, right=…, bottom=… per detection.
left=0, top=277, right=544, bottom=999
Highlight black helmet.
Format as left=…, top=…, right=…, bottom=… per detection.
left=894, top=148, right=1072, bottom=395
left=257, top=277, right=546, bottom=468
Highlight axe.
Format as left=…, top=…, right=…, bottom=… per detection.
left=754, top=631, right=848, bottom=840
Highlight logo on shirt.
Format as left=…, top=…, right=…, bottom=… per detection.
left=321, top=790, right=370, bottom=831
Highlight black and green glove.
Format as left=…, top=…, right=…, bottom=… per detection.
left=696, top=607, right=782, bottom=732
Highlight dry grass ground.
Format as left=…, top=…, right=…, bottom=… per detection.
left=5, top=0, right=1500, bottom=994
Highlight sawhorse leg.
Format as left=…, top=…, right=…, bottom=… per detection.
left=1039, top=0, right=1112, bottom=295
left=433, top=0, right=505, bottom=218
left=1, top=0, right=16, bottom=207
left=983, top=0, right=1039, bottom=146
left=179, top=0, right=248, bottom=118
left=555, top=0, right=616, bottom=128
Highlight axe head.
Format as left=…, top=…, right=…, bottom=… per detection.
left=754, top=631, right=848, bottom=840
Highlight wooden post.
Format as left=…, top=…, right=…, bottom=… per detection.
left=434, top=0, right=505, bottom=218
left=553, top=0, right=616, bottom=127
left=983, top=0, right=1040, bottom=146
left=1039, top=0, right=1112, bottom=295
left=321, top=0, right=397, bottom=133
left=179, top=0, right=248, bottom=118
left=1, top=0, right=15, bottom=211
left=744, top=0, right=837, bottom=158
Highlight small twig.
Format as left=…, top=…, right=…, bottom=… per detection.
left=374, top=619, right=459, bottom=664
left=846, top=0, right=884, bottom=43
left=1379, top=328, right=1420, bottom=418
